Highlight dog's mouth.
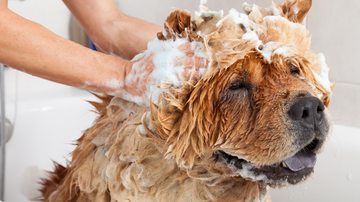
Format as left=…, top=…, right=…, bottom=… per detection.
left=214, top=138, right=319, bottom=187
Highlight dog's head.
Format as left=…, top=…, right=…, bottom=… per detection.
left=145, top=0, right=333, bottom=188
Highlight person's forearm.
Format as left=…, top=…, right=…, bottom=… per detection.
left=0, top=6, right=130, bottom=94
left=63, top=0, right=162, bottom=59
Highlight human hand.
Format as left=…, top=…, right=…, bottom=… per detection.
left=120, top=39, right=209, bottom=106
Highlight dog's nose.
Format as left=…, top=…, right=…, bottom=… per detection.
left=288, top=97, right=325, bottom=131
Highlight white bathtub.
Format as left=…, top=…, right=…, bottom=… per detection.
left=4, top=88, right=97, bottom=202
left=3, top=71, right=360, bottom=202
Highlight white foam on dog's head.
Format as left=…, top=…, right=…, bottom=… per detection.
left=311, top=54, right=332, bottom=93
left=273, top=46, right=292, bottom=57
left=197, top=0, right=223, bottom=19
left=221, top=8, right=259, bottom=41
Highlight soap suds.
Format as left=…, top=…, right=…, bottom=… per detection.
left=224, top=156, right=268, bottom=182
left=256, top=42, right=292, bottom=63
left=216, top=9, right=259, bottom=41
left=311, top=54, right=332, bottom=93
left=273, top=46, right=291, bottom=57
left=196, top=0, right=224, bottom=20
left=116, top=37, right=209, bottom=106
left=236, top=163, right=268, bottom=182
left=132, top=52, right=145, bottom=61
left=257, top=42, right=279, bottom=62
left=200, top=0, right=207, bottom=5
left=103, top=79, right=125, bottom=90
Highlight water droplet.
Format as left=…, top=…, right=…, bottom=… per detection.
left=347, top=173, right=353, bottom=181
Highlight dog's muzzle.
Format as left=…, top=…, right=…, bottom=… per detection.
left=288, top=96, right=325, bottom=132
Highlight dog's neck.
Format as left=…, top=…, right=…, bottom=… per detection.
left=97, top=98, right=269, bottom=202
left=109, top=134, right=268, bottom=202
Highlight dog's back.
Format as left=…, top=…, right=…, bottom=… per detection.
left=40, top=95, right=186, bottom=202
left=40, top=95, right=145, bottom=201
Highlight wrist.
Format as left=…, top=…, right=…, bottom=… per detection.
left=123, top=60, right=134, bottom=88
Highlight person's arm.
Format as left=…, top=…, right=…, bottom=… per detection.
left=63, top=0, right=162, bottom=60
left=0, top=0, right=208, bottom=106
left=0, top=1, right=132, bottom=95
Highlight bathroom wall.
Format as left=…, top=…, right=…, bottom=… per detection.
left=8, top=0, right=70, bottom=39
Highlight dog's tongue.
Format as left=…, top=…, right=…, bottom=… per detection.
left=283, top=150, right=317, bottom=172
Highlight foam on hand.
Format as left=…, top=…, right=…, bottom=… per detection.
left=113, top=37, right=208, bottom=106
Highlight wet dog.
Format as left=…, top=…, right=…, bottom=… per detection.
left=41, top=0, right=334, bottom=201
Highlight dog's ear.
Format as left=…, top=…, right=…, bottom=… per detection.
left=281, top=0, right=312, bottom=23
left=157, top=10, right=203, bottom=42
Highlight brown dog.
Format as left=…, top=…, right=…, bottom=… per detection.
left=40, top=0, right=334, bottom=201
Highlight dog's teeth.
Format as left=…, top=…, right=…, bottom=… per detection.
left=282, top=162, right=288, bottom=168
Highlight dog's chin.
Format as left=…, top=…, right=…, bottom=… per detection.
left=214, top=139, right=319, bottom=187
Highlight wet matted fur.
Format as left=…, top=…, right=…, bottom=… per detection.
left=41, top=0, right=334, bottom=201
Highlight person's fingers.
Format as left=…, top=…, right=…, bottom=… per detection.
left=177, top=43, right=193, bottom=55
left=173, top=55, right=209, bottom=69
left=125, top=42, right=209, bottom=101
left=178, top=70, right=191, bottom=82
left=125, top=54, right=156, bottom=97
left=175, top=56, right=194, bottom=68
left=193, top=57, right=209, bottom=69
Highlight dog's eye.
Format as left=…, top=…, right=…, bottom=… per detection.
left=229, top=83, right=246, bottom=90
left=289, top=63, right=301, bottom=76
